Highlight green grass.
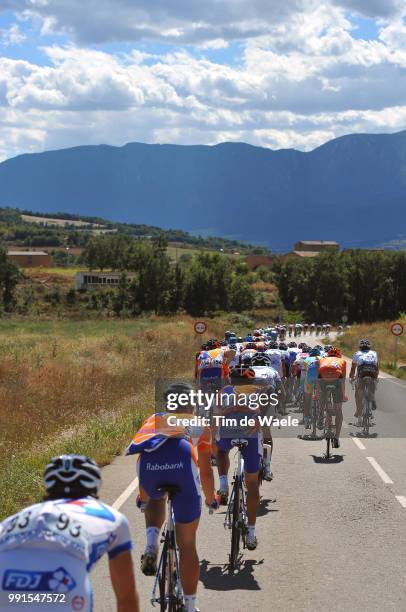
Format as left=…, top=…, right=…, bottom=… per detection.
left=0, top=399, right=147, bottom=518
left=23, top=267, right=83, bottom=277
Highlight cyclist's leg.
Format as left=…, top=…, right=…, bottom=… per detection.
left=175, top=519, right=200, bottom=606
left=354, top=377, right=363, bottom=418
left=215, top=439, right=231, bottom=503
left=242, top=437, right=261, bottom=548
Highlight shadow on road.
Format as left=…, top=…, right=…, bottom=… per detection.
left=311, top=454, right=344, bottom=464
left=258, top=497, right=278, bottom=517
left=199, top=559, right=263, bottom=591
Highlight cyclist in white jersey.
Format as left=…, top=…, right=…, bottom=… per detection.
left=265, top=342, right=285, bottom=378
left=0, top=455, right=139, bottom=612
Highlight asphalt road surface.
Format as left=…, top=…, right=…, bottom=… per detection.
left=92, top=333, right=406, bottom=611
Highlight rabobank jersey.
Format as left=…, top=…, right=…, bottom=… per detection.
left=127, top=413, right=212, bottom=456
left=0, top=498, right=132, bottom=611
left=196, top=348, right=229, bottom=385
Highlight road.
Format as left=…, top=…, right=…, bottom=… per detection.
left=92, top=333, right=406, bottom=611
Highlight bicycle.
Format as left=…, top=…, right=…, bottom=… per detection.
left=224, top=439, right=249, bottom=570
left=310, top=390, right=323, bottom=440
left=360, top=376, right=376, bottom=436
left=151, top=485, right=184, bottom=612
left=322, top=383, right=337, bottom=459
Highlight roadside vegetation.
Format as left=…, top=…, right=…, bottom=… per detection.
left=274, top=249, right=406, bottom=322
left=335, top=317, right=406, bottom=378
left=0, top=316, right=227, bottom=519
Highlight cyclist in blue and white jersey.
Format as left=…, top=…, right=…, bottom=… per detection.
left=0, top=455, right=139, bottom=612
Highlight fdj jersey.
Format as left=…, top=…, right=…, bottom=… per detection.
left=0, top=498, right=132, bottom=611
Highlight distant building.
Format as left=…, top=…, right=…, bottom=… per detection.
left=7, top=250, right=51, bottom=268
left=75, top=271, right=135, bottom=290
left=245, top=255, right=274, bottom=271
left=293, top=240, right=339, bottom=252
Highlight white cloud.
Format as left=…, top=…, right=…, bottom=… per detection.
left=0, top=0, right=406, bottom=160
left=1, top=23, right=26, bottom=46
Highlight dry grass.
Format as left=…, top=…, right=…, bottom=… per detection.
left=0, top=315, right=227, bottom=518
left=335, top=317, right=406, bottom=377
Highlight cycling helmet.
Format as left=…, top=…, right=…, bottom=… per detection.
left=237, top=337, right=244, bottom=343
left=201, top=343, right=208, bottom=351
left=253, top=330, right=261, bottom=336
left=314, top=345, right=323, bottom=350
left=44, top=454, right=101, bottom=499
left=206, top=339, right=220, bottom=349
left=309, top=347, right=321, bottom=357
left=298, top=342, right=306, bottom=349
left=252, top=352, right=272, bottom=366
left=328, top=347, right=342, bottom=357
left=268, top=342, right=278, bottom=349
left=224, top=330, right=235, bottom=339
left=241, top=353, right=254, bottom=367
left=245, top=342, right=257, bottom=350
left=359, top=339, right=371, bottom=351
left=288, top=341, right=297, bottom=348
left=323, top=345, right=333, bottom=352
left=278, top=343, right=288, bottom=351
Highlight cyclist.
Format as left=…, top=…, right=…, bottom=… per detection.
left=215, top=385, right=262, bottom=550
left=350, top=339, right=379, bottom=423
left=127, top=382, right=218, bottom=612
left=317, top=348, right=347, bottom=447
left=265, top=342, right=285, bottom=379
left=195, top=340, right=236, bottom=391
left=299, top=347, right=322, bottom=429
left=0, top=455, right=139, bottom=612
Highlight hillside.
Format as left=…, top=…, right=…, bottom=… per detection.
left=0, top=207, right=266, bottom=256
left=1, top=131, right=406, bottom=250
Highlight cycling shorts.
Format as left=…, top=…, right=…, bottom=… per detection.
left=215, top=436, right=262, bottom=473
left=357, top=364, right=378, bottom=379
left=138, top=438, right=201, bottom=524
left=319, top=379, right=343, bottom=404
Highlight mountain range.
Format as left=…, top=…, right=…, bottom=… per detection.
left=1, top=131, right=406, bottom=251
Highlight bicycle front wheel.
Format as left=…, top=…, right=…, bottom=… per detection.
left=230, top=479, right=241, bottom=569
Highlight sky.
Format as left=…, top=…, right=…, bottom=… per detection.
left=0, top=0, right=406, bottom=161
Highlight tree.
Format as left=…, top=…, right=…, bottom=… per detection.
left=0, top=246, right=20, bottom=312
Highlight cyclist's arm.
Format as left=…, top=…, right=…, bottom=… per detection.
left=109, top=550, right=140, bottom=612
left=223, top=348, right=237, bottom=364
left=349, top=361, right=357, bottom=379
left=198, top=447, right=216, bottom=506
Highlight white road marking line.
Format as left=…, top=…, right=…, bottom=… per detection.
left=366, top=457, right=393, bottom=484
left=112, top=476, right=139, bottom=510
left=352, top=437, right=366, bottom=450
left=396, top=496, right=406, bottom=509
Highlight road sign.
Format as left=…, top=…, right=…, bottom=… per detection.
left=194, top=321, right=207, bottom=334
left=391, top=322, right=404, bottom=337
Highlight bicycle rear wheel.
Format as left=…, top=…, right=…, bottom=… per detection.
left=362, top=399, right=370, bottom=436
left=159, top=538, right=169, bottom=612
left=230, top=479, right=241, bottom=569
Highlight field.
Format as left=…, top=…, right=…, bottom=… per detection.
left=335, top=317, right=406, bottom=378
left=21, top=214, right=105, bottom=228
left=0, top=315, right=226, bottom=518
